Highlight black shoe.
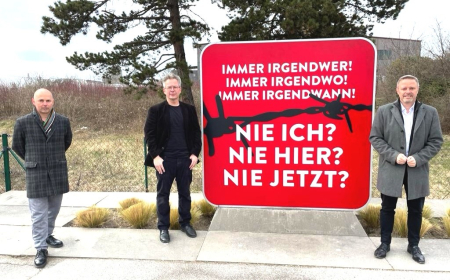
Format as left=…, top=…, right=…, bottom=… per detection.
left=34, top=249, right=48, bottom=268
left=181, top=224, right=197, bottom=238
left=407, top=245, right=425, bottom=264
left=160, top=230, right=170, bottom=243
left=374, top=243, right=390, bottom=259
left=46, top=235, right=64, bottom=248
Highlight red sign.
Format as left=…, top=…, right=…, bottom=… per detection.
left=201, top=38, right=375, bottom=209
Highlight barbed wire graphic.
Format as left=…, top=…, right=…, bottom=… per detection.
left=203, top=94, right=372, bottom=156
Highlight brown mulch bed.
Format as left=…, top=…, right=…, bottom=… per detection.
left=64, top=208, right=213, bottom=231
left=357, top=215, right=449, bottom=239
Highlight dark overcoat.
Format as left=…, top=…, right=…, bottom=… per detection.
left=143, top=101, right=201, bottom=167
left=12, top=111, right=72, bottom=198
left=369, top=100, right=443, bottom=200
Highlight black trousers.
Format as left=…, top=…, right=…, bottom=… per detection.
left=380, top=167, right=425, bottom=246
left=156, top=157, right=192, bottom=230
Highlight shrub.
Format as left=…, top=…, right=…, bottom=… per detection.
left=422, top=204, right=433, bottom=220
left=419, top=218, right=434, bottom=237
left=119, top=197, right=143, bottom=211
left=195, top=199, right=216, bottom=218
left=357, top=204, right=380, bottom=229
left=190, top=206, right=201, bottom=225
left=169, top=208, right=180, bottom=230
left=169, top=207, right=202, bottom=230
left=393, top=208, right=408, bottom=237
left=443, top=216, right=450, bottom=237
left=120, top=202, right=156, bottom=229
left=75, top=206, right=110, bottom=228
left=444, top=208, right=450, bottom=236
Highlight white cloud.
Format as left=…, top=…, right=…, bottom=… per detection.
left=1, top=0, right=449, bottom=83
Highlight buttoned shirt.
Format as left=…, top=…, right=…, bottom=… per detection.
left=401, top=103, right=415, bottom=156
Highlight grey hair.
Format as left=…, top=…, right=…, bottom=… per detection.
left=397, top=75, right=419, bottom=88
left=162, top=73, right=182, bottom=88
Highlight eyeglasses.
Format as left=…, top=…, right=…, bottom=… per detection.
left=165, top=86, right=180, bottom=90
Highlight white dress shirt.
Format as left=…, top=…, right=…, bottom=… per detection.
left=401, top=103, right=414, bottom=156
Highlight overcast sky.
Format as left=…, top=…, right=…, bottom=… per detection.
left=0, top=0, right=449, bottom=83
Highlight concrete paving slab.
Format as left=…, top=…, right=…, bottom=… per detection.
left=3, top=256, right=450, bottom=280
left=0, top=191, right=28, bottom=206
left=96, top=192, right=205, bottom=208
left=370, top=237, right=450, bottom=272
left=0, top=206, right=82, bottom=227
left=61, top=192, right=109, bottom=207
left=0, top=256, right=40, bottom=280
left=0, top=225, right=33, bottom=256
left=20, top=227, right=206, bottom=261
left=0, top=191, right=108, bottom=208
left=198, top=231, right=391, bottom=269
left=210, top=208, right=367, bottom=236
left=6, top=256, right=450, bottom=280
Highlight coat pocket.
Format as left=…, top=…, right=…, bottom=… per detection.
left=25, top=162, right=37, bottom=168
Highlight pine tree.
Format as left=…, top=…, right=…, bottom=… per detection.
left=216, top=0, right=409, bottom=41
left=41, top=0, right=210, bottom=103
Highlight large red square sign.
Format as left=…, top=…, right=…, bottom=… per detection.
left=201, top=38, right=375, bottom=209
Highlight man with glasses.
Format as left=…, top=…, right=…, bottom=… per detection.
left=144, top=73, right=201, bottom=243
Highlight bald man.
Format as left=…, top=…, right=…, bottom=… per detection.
left=13, top=88, right=72, bottom=268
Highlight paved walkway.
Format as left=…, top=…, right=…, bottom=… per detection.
left=1, top=191, right=449, bottom=280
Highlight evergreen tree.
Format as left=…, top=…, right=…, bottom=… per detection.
left=41, top=0, right=209, bottom=103
left=216, top=0, right=409, bottom=41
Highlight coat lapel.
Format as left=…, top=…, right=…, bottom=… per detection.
left=413, top=106, right=425, bottom=134
left=391, top=102, right=404, bottom=128
left=32, top=112, right=47, bottom=136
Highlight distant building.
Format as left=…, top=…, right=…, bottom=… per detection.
left=371, top=37, right=421, bottom=80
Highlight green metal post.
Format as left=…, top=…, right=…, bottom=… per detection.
left=143, top=137, right=149, bottom=192
left=2, top=133, right=11, bottom=192
left=9, top=149, right=25, bottom=171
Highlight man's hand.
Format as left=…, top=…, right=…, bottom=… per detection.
left=396, top=153, right=407, bottom=165
left=153, top=156, right=165, bottom=174
left=189, top=154, right=198, bottom=170
left=407, top=156, right=416, bottom=167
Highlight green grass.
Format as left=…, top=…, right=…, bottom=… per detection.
left=0, top=119, right=15, bottom=133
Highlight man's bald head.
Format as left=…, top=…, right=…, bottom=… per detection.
left=32, top=88, right=54, bottom=119
left=33, top=88, right=53, bottom=100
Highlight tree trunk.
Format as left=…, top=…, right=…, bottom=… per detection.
left=168, top=0, right=195, bottom=106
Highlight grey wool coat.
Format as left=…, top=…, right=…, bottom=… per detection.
left=369, top=100, right=443, bottom=200
left=12, top=111, right=72, bottom=198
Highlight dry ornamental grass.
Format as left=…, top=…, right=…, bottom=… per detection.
left=75, top=206, right=110, bottom=228
left=120, top=202, right=156, bottom=229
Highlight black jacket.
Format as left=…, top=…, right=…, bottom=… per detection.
left=144, top=101, right=202, bottom=167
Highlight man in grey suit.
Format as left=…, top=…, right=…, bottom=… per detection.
left=370, top=75, right=443, bottom=264
left=12, top=88, right=72, bottom=268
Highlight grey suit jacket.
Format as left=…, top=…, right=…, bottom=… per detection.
left=369, top=100, right=443, bottom=200
left=12, top=111, right=72, bottom=198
